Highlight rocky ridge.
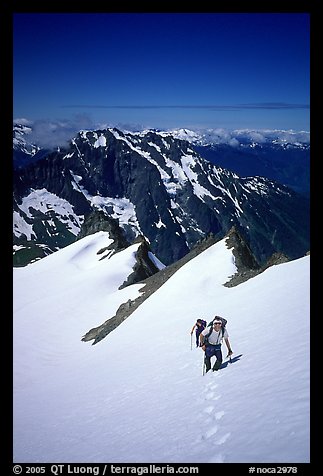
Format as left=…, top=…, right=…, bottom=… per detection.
left=82, top=227, right=275, bottom=344
left=13, top=127, right=310, bottom=268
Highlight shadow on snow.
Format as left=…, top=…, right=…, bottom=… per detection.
left=220, top=353, right=243, bottom=369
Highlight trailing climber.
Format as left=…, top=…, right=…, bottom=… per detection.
left=190, top=319, right=207, bottom=347
left=200, top=316, right=233, bottom=372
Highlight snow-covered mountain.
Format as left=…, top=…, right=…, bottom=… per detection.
left=13, top=229, right=310, bottom=463
left=13, top=123, right=37, bottom=156
left=13, top=123, right=50, bottom=169
left=13, top=127, right=310, bottom=267
left=166, top=127, right=310, bottom=148
left=166, top=128, right=310, bottom=197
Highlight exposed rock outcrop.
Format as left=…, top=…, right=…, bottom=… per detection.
left=119, top=235, right=160, bottom=289
left=77, top=210, right=130, bottom=257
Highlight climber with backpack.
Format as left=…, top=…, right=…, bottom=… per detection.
left=190, top=318, right=207, bottom=347
left=200, top=316, right=233, bottom=372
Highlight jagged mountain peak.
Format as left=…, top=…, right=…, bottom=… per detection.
left=13, top=125, right=310, bottom=268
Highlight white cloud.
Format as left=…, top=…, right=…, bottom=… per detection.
left=25, top=115, right=95, bottom=149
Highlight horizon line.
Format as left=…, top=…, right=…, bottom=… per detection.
left=61, top=102, right=310, bottom=111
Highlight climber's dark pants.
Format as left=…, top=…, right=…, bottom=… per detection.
left=204, top=344, right=223, bottom=372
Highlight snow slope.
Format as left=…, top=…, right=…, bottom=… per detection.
left=13, top=233, right=310, bottom=463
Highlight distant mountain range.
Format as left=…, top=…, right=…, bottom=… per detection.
left=167, top=128, right=310, bottom=197
left=13, top=124, right=310, bottom=267
left=13, top=123, right=51, bottom=169
left=14, top=124, right=310, bottom=197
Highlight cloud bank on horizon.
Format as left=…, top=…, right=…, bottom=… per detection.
left=13, top=116, right=310, bottom=150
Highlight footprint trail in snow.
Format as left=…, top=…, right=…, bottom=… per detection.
left=194, top=372, right=231, bottom=461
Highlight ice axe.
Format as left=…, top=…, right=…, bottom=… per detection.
left=226, top=350, right=233, bottom=363
left=202, top=354, right=206, bottom=376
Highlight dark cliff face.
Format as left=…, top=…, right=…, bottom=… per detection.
left=13, top=127, right=310, bottom=267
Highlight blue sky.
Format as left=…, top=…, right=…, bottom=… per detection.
left=13, top=13, right=310, bottom=131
